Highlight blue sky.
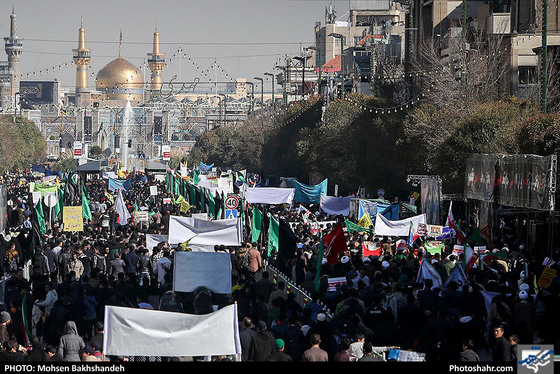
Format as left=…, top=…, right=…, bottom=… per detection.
left=3, top=0, right=350, bottom=91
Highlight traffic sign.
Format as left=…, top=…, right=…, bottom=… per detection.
left=225, top=195, right=239, bottom=209
left=44, top=194, right=58, bottom=208
left=225, top=209, right=238, bottom=219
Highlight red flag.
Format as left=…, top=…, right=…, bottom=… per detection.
left=362, top=241, right=382, bottom=258
left=324, top=222, right=348, bottom=264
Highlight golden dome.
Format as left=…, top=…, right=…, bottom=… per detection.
left=96, top=57, right=145, bottom=102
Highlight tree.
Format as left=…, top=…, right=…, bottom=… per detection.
left=88, top=145, right=103, bottom=160
left=413, top=22, right=510, bottom=113
left=0, top=115, right=47, bottom=173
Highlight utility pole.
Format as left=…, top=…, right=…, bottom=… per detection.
left=264, top=72, right=275, bottom=109
left=370, top=20, right=375, bottom=95
left=542, top=0, right=548, bottom=113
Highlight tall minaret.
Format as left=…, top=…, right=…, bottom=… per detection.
left=4, top=6, right=23, bottom=96
left=72, top=15, right=91, bottom=93
left=147, top=21, right=165, bottom=97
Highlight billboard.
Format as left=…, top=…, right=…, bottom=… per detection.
left=20, top=81, right=59, bottom=104
left=465, top=154, right=556, bottom=211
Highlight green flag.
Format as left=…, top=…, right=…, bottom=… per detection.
left=236, top=170, right=246, bottom=184
left=207, top=191, right=216, bottom=219
left=81, top=183, right=92, bottom=220
left=35, top=199, right=46, bottom=236
left=188, top=183, right=196, bottom=206
left=314, top=233, right=324, bottom=292
left=53, top=186, right=64, bottom=219
left=199, top=188, right=206, bottom=213
left=468, top=227, right=484, bottom=245
left=267, top=214, right=279, bottom=256
left=425, top=240, right=445, bottom=255
left=344, top=217, right=375, bottom=234
left=193, top=170, right=200, bottom=186
left=252, top=207, right=263, bottom=243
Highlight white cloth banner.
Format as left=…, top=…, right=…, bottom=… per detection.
left=415, top=258, right=444, bottom=290
left=244, top=187, right=295, bottom=205
left=146, top=234, right=168, bottom=255
left=374, top=213, right=427, bottom=236
left=320, top=195, right=352, bottom=216
left=103, top=304, right=241, bottom=357
left=168, top=216, right=242, bottom=251
left=115, top=189, right=131, bottom=225
left=173, top=251, right=232, bottom=294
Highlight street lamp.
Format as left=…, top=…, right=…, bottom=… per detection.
left=246, top=81, right=254, bottom=113
left=254, top=77, right=264, bottom=109
left=293, top=55, right=310, bottom=99
left=329, top=32, right=346, bottom=95
left=306, top=46, right=320, bottom=95
left=264, top=72, right=275, bottom=108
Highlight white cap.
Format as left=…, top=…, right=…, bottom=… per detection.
left=431, top=259, right=438, bottom=264
left=317, top=313, right=327, bottom=321
left=340, top=255, right=349, bottom=264
left=459, top=316, right=472, bottom=323
left=382, top=260, right=390, bottom=269
left=519, top=283, right=529, bottom=291
left=321, top=258, right=327, bottom=265
left=519, top=290, right=528, bottom=300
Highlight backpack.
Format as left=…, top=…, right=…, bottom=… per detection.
left=239, top=252, right=250, bottom=271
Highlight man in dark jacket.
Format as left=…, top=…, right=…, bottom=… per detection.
left=491, top=325, right=511, bottom=362
left=137, top=249, right=152, bottom=287
left=266, top=339, right=293, bottom=361
left=122, top=246, right=139, bottom=281
left=248, top=320, right=276, bottom=361
left=43, top=245, right=58, bottom=280
left=239, top=317, right=258, bottom=362
left=31, top=247, right=48, bottom=276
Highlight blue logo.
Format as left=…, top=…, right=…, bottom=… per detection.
left=518, top=345, right=554, bottom=374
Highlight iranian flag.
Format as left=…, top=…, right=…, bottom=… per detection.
left=447, top=201, right=467, bottom=244
left=464, top=244, right=478, bottom=275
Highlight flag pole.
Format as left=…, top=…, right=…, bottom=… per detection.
left=314, top=232, right=324, bottom=293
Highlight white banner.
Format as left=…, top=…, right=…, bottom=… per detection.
left=173, top=252, right=231, bottom=294
left=244, top=187, right=295, bottom=205
left=103, top=304, right=241, bottom=357
left=374, top=213, right=427, bottom=236
left=168, top=216, right=242, bottom=251
left=320, top=195, right=352, bottom=216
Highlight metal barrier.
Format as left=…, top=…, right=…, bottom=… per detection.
left=264, top=262, right=333, bottom=319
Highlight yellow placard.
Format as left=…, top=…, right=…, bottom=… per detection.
left=538, top=268, right=557, bottom=288
left=63, top=206, right=83, bottom=232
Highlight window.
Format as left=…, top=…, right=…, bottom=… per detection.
left=518, top=66, right=537, bottom=85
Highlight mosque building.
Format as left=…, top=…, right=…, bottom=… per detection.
left=0, top=9, right=261, bottom=166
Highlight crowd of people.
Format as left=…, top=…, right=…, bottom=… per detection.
left=0, top=168, right=557, bottom=364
